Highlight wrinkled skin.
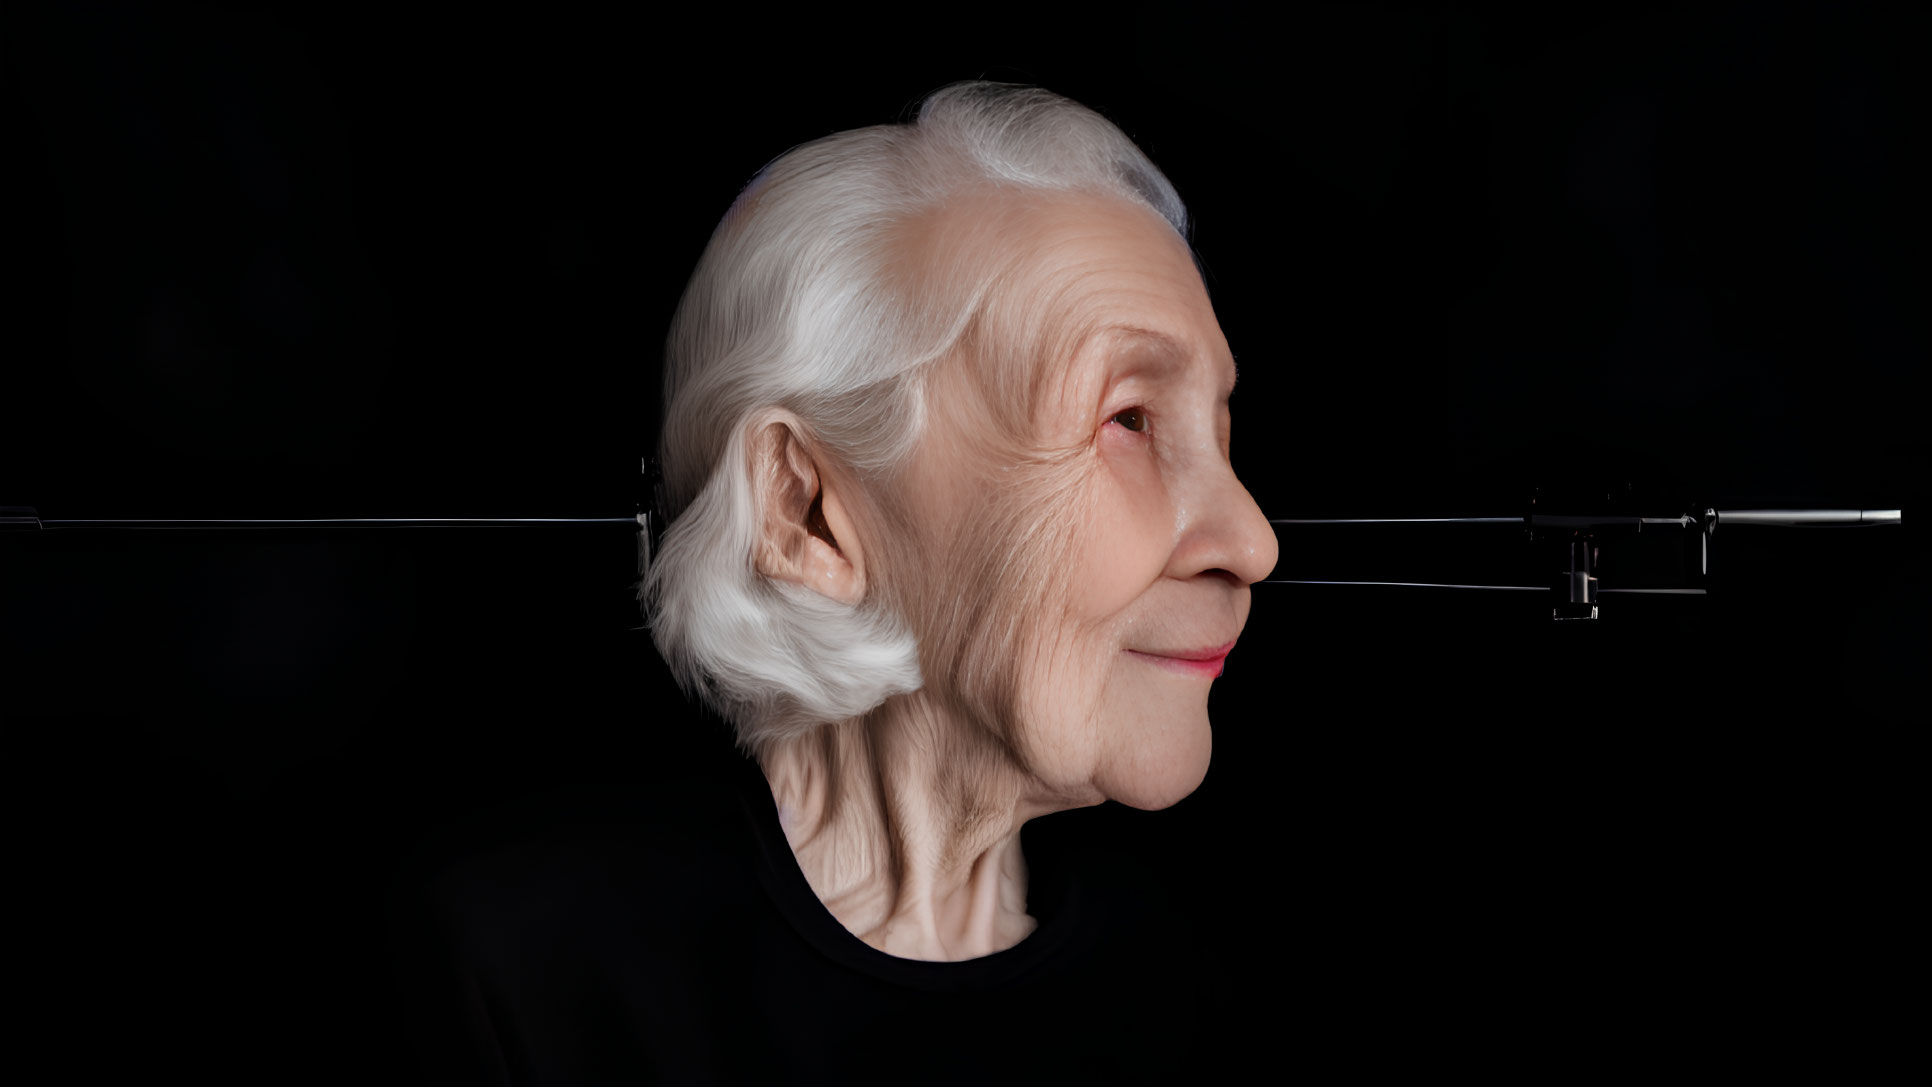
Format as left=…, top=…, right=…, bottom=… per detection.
left=750, top=189, right=1278, bottom=962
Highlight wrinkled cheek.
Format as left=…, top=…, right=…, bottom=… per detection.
left=1015, top=632, right=1116, bottom=753
left=1067, top=486, right=1169, bottom=621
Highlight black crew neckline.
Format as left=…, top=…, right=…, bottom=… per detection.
left=726, top=738, right=1081, bottom=993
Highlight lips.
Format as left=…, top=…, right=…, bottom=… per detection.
left=1125, top=640, right=1236, bottom=678
left=1137, top=640, right=1237, bottom=662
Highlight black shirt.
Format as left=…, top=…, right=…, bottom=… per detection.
left=386, top=707, right=1231, bottom=1085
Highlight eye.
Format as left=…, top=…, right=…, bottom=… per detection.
left=1110, top=406, right=1149, bottom=434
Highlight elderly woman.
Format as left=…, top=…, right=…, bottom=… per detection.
left=393, top=81, right=1276, bottom=1084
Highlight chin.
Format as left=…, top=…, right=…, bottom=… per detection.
left=1103, top=708, right=1213, bottom=811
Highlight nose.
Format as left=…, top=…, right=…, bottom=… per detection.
left=1166, top=457, right=1279, bottom=588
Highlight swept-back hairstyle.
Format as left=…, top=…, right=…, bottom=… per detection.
left=637, top=80, right=1189, bottom=763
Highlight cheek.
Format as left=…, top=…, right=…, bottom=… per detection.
left=1020, top=463, right=1170, bottom=757
left=1067, top=446, right=1172, bottom=620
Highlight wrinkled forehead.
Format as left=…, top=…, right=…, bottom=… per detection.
left=897, top=187, right=1213, bottom=437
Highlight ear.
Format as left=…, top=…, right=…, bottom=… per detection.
left=750, top=417, right=867, bottom=606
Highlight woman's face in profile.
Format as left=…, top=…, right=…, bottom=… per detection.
left=894, top=190, right=1280, bottom=811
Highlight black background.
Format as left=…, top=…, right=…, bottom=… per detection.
left=3, top=2, right=1923, bottom=1079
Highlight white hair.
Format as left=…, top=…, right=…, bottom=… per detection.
left=635, top=80, right=1190, bottom=762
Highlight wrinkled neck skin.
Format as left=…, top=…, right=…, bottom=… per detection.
left=757, top=691, right=1093, bottom=962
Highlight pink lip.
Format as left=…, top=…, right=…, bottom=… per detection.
left=1125, top=640, right=1236, bottom=679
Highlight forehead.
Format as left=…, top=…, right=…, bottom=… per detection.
left=976, top=188, right=1203, bottom=317
left=909, top=188, right=1233, bottom=412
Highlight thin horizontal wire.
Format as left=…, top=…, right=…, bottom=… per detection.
left=1269, top=517, right=1522, bottom=524
left=36, top=518, right=636, bottom=528
left=21, top=510, right=1897, bottom=529
left=17, top=509, right=1897, bottom=531
left=1261, top=579, right=1549, bottom=591
left=1262, top=580, right=1710, bottom=595
left=1272, top=511, right=1903, bottom=526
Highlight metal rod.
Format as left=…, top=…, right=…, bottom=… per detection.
left=1715, top=509, right=1901, bottom=526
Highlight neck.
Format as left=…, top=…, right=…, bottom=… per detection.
left=756, top=690, right=1086, bottom=961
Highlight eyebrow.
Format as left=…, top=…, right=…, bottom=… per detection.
left=1088, top=325, right=1239, bottom=396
